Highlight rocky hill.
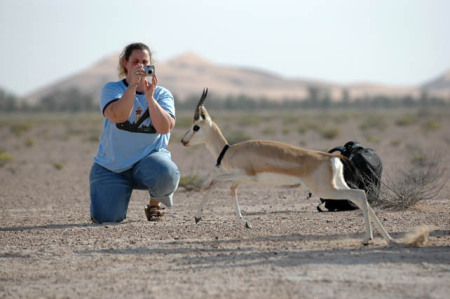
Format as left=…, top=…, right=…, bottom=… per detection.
left=23, top=52, right=450, bottom=104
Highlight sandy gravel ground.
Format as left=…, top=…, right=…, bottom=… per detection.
left=1, top=111, right=449, bottom=298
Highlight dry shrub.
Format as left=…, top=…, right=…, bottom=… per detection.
left=10, top=122, right=32, bottom=137
left=360, top=115, right=387, bottom=131
left=395, top=114, right=418, bottom=127
left=379, top=149, right=447, bottom=209
left=226, top=130, right=252, bottom=144
left=421, top=119, right=441, bottom=133
left=320, top=127, right=340, bottom=140
left=178, top=174, right=205, bottom=191
left=261, top=126, right=275, bottom=135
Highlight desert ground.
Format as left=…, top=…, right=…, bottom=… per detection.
left=1, top=108, right=449, bottom=298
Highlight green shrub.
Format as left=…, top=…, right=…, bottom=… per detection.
left=366, top=135, right=380, bottom=143
left=10, top=123, right=32, bottom=137
left=390, top=139, right=402, bottom=147
left=395, top=115, right=418, bottom=126
left=0, top=152, right=14, bottom=166
left=282, top=127, right=290, bottom=135
left=178, top=174, right=203, bottom=191
left=261, top=126, right=275, bottom=135
left=360, top=116, right=387, bottom=131
left=25, top=138, right=34, bottom=147
left=421, top=120, right=441, bottom=132
left=238, top=115, right=263, bottom=126
left=226, top=131, right=252, bottom=144
left=297, top=124, right=308, bottom=134
left=177, top=116, right=194, bottom=128
left=282, top=115, right=300, bottom=125
left=53, top=162, right=64, bottom=170
left=320, top=127, right=340, bottom=140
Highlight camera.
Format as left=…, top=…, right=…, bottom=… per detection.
left=143, top=65, right=155, bottom=76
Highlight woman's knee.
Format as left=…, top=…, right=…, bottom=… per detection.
left=90, top=207, right=126, bottom=224
left=134, top=152, right=180, bottom=190
left=153, top=166, right=180, bottom=194
left=89, top=163, right=132, bottom=223
left=90, top=190, right=130, bottom=223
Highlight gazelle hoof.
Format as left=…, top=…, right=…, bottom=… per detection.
left=245, top=221, right=252, bottom=229
left=195, top=217, right=201, bottom=224
left=389, top=240, right=403, bottom=247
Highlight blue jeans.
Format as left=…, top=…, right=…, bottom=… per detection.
left=89, top=150, right=180, bottom=223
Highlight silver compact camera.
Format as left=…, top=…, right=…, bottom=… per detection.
left=143, top=65, right=155, bottom=76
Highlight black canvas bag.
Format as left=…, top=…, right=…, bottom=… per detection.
left=317, top=141, right=383, bottom=212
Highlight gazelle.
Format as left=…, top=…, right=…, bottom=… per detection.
left=181, top=88, right=426, bottom=246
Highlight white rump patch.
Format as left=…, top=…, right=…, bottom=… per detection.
left=330, top=157, right=351, bottom=190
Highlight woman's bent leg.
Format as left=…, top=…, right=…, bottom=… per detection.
left=132, top=150, right=180, bottom=208
left=90, top=163, right=132, bottom=223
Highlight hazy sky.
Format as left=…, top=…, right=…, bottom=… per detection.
left=1, top=0, right=449, bottom=96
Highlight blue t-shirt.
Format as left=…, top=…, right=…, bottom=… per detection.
left=93, top=79, right=175, bottom=173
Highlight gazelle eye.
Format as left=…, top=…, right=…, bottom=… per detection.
left=193, top=125, right=200, bottom=132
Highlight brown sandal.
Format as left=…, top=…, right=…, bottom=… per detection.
left=144, top=204, right=165, bottom=221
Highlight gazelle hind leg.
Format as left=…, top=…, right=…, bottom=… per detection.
left=331, top=158, right=374, bottom=242
left=341, top=189, right=372, bottom=245
left=323, top=187, right=395, bottom=245
left=332, top=161, right=394, bottom=244
left=366, top=204, right=395, bottom=244
left=345, top=193, right=395, bottom=244
left=319, top=187, right=373, bottom=245
left=231, top=183, right=252, bottom=228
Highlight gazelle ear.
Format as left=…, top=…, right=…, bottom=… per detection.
left=199, top=106, right=211, bottom=123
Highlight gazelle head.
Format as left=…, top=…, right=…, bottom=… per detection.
left=181, top=88, right=212, bottom=147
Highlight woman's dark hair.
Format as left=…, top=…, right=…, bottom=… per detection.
left=118, top=42, right=152, bottom=77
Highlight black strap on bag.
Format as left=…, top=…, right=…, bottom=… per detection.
left=317, top=141, right=383, bottom=212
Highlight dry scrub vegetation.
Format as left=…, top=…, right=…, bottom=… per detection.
left=1, top=108, right=447, bottom=207
left=1, top=108, right=448, bottom=210
left=1, top=107, right=449, bottom=298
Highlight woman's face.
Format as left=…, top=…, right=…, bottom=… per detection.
left=124, top=49, right=151, bottom=75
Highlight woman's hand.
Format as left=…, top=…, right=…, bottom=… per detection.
left=144, top=74, right=174, bottom=133
left=130, top=64, right=145, bottom=87
left=144, top=74, right=158, bottom=97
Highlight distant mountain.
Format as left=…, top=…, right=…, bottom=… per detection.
left=23, top=52, right=450, bottom=104
left=421, top=69, right=450, bottom=97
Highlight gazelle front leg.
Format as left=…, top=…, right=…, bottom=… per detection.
left=195, top=170, right=253, bottom=227
left=194, top=192, right=209, bottom=224
left=194, top=179, right=217, bottom=224
left=230, top=183, right=252, bottom=229
left=194, top=170, right=248, bottom=224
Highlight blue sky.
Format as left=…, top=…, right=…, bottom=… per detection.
left=1, top=0, right=449, bottom=96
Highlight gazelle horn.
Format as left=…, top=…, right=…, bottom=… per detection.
left=193, top=88, right=208, bottom=120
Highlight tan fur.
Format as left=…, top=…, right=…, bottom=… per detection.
left=223, top=140, right=331, bottom=176
left=181, top=104, right=427, bottom=247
